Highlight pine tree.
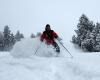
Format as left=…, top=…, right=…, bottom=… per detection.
left=94, top=23, right=100, bottom=51
left=20, top=33, right=24, bottom=39
left=30, top=33, right=35, bottom=38
left=36, top=32, right=41, bottom=37
left=81, top=38, right=95, bottom=52
left=9, top=33, right=16, bottom=48
left=15, top=30, right=24, bottom=42
left=72, top=35, right=78, bottom=44
left=72, top=14, right=95, bottom=52
left=73, top=14, right=88, bottom=46
left=0, top=32, right=4, bottom=51
left=3, top=25, right=16, bottom=51
left=3, top=25, right=11, bottom=51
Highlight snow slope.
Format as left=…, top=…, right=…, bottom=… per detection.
left=0, top=37, right=100, bottom=80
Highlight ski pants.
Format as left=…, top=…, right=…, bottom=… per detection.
left=52, top=42, right=60, bottom=52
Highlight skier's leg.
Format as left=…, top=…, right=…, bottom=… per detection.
left=53, top=42, right=60, bottom=53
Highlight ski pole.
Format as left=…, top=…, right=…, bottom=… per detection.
left=57, top=40, right=73, bottom=58
left=34, top=42, right=42, bottom=55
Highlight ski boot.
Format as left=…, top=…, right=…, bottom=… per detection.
left=55, top=46, right=60, bottom=53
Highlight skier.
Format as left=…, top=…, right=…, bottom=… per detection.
left=41, top=24, right=60, bottom=53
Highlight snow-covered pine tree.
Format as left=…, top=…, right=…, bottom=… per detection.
left=3, top=25, right=15, bottom=51
left=9, top=33, right=16, bottom=49
left=15, top=30, right=24, bottom=42
left=73, top=14, right=92, bottom=45
left=3, top=25, right=11, bottom=51
left=72, top=35, right=78, bottom=44
left=81, top=38, right=95, bottom=52
left=0, top=32, right=4, bottom=51
left=94, top=23, right=100, bottom=51
left=30, top=33, right=35, bottom=38
left=20, top=33, right=24, bottom=39
left=72, top=14, right=95, bottom=52
left=36, top=32, right=41, bottom=37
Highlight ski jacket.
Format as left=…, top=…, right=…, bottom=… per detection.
left=41, top=30, right=58, bottom=44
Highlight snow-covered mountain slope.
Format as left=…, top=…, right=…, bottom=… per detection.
left=0, top=37, right=100, bottom=80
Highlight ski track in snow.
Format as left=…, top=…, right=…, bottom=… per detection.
left=0, top=37, right=100, bottom=80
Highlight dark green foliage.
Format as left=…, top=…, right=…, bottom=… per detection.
left=72, top=14, right=100, bottom=52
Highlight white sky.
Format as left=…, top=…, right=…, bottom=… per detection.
left=0, top=0, right=100, bottom=40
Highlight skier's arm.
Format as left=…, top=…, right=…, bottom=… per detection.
left=53, top=32, right=58, bottom=38
left=53, top=31, right=62, bottom=41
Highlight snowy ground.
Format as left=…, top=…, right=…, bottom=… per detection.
left=0, top=37, right=100, bottom=80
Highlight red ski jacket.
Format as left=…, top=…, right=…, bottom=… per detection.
left=41, top=30, right=58, bottom=45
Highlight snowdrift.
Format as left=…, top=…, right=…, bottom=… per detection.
left=11, top=37, right=56, bottom=58
left=11, top=37, right=71, bottom=58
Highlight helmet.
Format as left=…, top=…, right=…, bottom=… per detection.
left=45, top=24, right=51, bottom=31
